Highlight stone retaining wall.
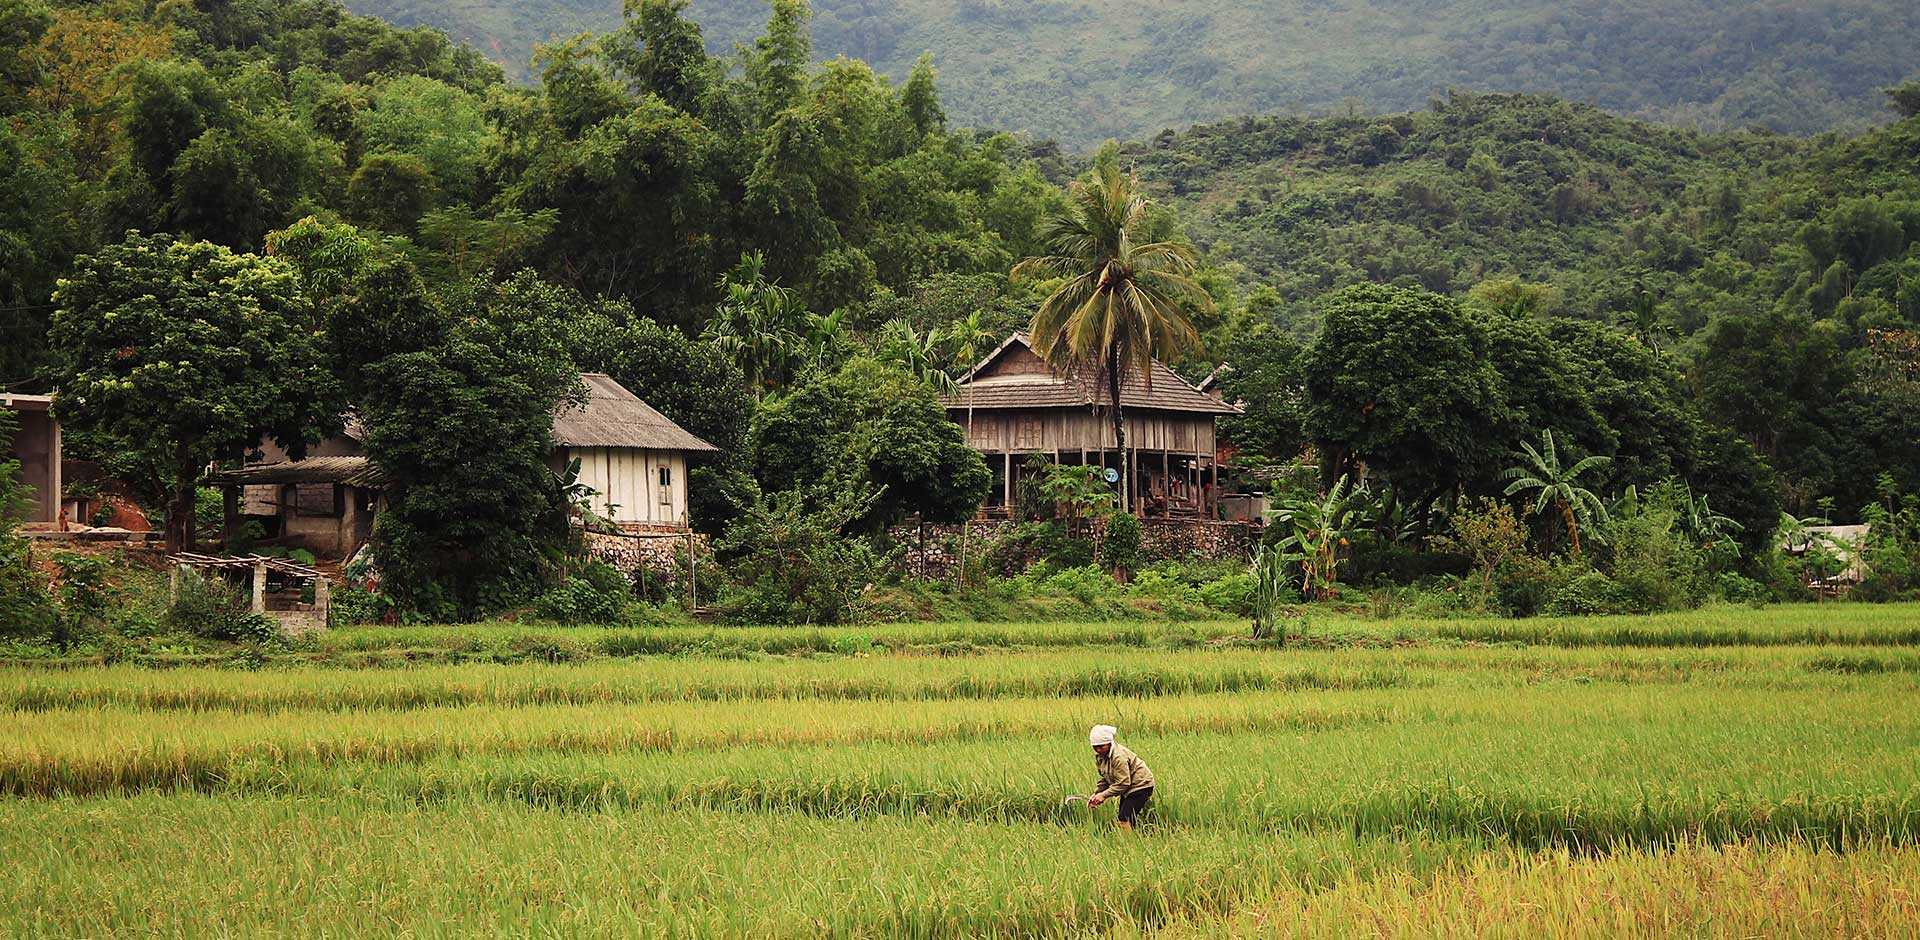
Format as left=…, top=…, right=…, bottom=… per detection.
left=889, top=516, right=1262, bottom=580
left=583, top=528, right=708, bottom=582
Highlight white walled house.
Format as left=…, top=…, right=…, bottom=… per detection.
left=552, top=373, right=717, bottom=531
left=211, top=373, right=716, bottom=558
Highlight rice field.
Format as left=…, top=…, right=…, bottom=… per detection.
left=5, top=603, right=1920, bottom=936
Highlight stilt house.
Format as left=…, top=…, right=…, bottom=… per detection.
left=942, top=334, right=1240, bottom=517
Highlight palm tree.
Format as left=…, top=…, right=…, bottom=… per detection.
left=703, top=252, right=807, bottom=398
left=939, top=309, right=995, bottom=369
left=1617, top=281, right=1668, bottom=352
left=1501, top=429, right=1613, bottom=556
left=878, top=317, right=956, bottom=395
left=1012, top=161, right=1211, bottom=512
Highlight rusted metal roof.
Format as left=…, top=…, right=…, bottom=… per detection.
left=944, top=334, right=1240, bottom=415
left=551, top=374, right=719, bottom=452
left=203, top=456, right=387, bottom=487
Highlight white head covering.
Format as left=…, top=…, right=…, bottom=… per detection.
left=1089, top=724, right=1117, bottom=746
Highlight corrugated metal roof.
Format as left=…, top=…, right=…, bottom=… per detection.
left=204, top=456, right=388, bottom=487
left=943, top=334, right=1240, bottom=415
left=551, top=373, right=719, bottom=452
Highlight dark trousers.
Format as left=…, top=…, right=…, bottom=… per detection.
left=1116, top=787, right=1154, bottom=823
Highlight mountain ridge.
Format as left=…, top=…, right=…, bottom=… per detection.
left=345, top=0, right=1920, bottom=147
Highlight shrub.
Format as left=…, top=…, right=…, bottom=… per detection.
left=1712, top=572, right=1772, bottom=605
left=1128, top=568, right=1203, bottom=609
left=330, top=586, right=394, bottom=626
left=1492, top=554, right=1557, bottom=617
left=533, top=572, right=630, bottom=625
left=1603, top=483, right=1709, bottom=613
left=0, top=538, right=54, bottom=642
left=1036, top=565, right=1120, bottom=604
left=1546, top=570, right=1638, bottom=616
left=52, top=552, right=112, bottom=650
left=1198, top=572, right=1257, bottom=616
left=165, top=571, right=280, bottom=643
left=1102, top=512, right=1142, bottom=573
left=716, top=485, right=886, bottom=624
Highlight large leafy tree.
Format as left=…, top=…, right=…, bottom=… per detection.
left=851, top=393, right=989, bottom=530
left=50, top=232, right=333, bottom=551
left=1218, top=326, right=1308, bottom=462
left=746, top=358, right=986, bottom=529
left=357, top=273, right=582, bottom=620
left=1013, top=160, right=1210, bottom=512
left=605, top=0, right=718, bottom=116
left=1301, top=283, right=1505, bottom=511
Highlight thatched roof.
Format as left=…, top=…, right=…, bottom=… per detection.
left=944, top=334, right=1239, bottom=415
left=204, top=456, right=387, bottom=488
left=551, top=373, right=718, bottom=452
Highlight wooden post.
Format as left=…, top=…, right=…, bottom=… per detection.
left=221, top=486, right=240, bottom=550
left=1161, top=449, right=1170, bottom=516
left=314, top=575, right=331, bottom=627
left=250, top=560, right=267, bottom=614
left=1002, top=452, right=1012, bottom=511
left=1210, top=458, right=1219, bottom=518
left=687, top=530, right=697, bottom=610
left=170, top=564, right=181, bottom=600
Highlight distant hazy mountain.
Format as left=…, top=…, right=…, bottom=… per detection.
left=346, top=0, right=1920, bottom=147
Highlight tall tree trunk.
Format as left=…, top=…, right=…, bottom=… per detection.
left=1107, top=340, right=1127, bottom=514
left=1562, top=501, right=1583, bottom=557
left=170, top=445, right=197, bottom=553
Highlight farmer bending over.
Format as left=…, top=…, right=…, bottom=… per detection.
left=1087, top=724, right=1155, bottom=830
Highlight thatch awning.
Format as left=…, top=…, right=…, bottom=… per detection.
left=170, top=552, right=325, bottom=579
left=204, top=456, right=387, bottom=488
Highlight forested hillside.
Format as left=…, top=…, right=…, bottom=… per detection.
left=3, top=0, right=1918, bottom=620
left=1160, top=89, right=1920, bottom=519
left=346, top=0, right=1920, bottom=145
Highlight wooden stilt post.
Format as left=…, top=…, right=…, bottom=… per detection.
left=1003, top=452, right=1013, bottom=512
left=1161, top=449, right=1170, bottom=516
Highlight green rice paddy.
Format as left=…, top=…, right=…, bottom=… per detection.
left=5, top=603, right=1919, bottom=936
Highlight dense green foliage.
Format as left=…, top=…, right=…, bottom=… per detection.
left=49, top=232, right=333, bottom=550
left=7, top=0, right=1918, bottom=620
left=0, top=410, right=55, bottom=641
left=345, top=0, right=1920, bottom=146
left=1183, top=93, right=1920, bottom=522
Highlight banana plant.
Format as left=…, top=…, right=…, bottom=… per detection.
left=1501, top=429, right=1612, bottom=556
left=1266, top=474, right=1370, bottom=601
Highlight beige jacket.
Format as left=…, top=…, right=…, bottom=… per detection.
left=1093, top=743, right=1156, bottom=800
